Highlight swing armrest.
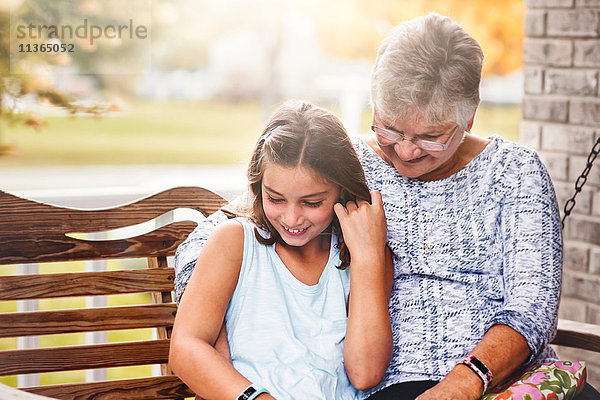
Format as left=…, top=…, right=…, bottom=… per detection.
left=552, top=319, right=600, bottom=353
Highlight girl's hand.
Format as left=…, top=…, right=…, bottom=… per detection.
left=334, top=190, right=387, bottom=263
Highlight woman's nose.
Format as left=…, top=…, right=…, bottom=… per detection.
left=393, top=139, right=423, bottom=160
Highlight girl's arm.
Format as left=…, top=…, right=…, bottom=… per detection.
left=334, top=191, right=393, bottom=391
left=213, top=323, right=232, bottom=364
left=169, top=220, right=275, bottom=400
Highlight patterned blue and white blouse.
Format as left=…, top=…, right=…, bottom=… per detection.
left=174, top=134, right=562, bottom=396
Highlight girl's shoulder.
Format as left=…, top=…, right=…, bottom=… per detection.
left=204, top=218, right=245, bottom=260
left=211, top=218, right=245, bottom=236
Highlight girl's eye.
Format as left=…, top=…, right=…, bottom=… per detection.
left=304, top=201, right=323, bottom=208
left=267, top=195, right=284, bottom=203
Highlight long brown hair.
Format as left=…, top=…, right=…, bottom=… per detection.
left=244, top=100, right=371, bottom=270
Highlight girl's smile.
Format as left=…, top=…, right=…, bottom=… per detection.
left=281, top=225, right=309, bottom=235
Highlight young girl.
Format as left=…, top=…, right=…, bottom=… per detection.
left=170, top=101, right=393, bottom=400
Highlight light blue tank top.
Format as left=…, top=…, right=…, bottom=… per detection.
left=225, top=218, right=360, bottom=400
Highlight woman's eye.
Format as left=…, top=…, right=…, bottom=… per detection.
left=304, top=201, right=323, bottom=208
left=267, top=196, right=284, bottom=203
left=419, top=135, right=440, bottom=141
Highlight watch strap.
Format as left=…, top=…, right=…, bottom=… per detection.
left=237, top=383, right=269, bottom=400
left=459, top=354, right=493, bottom=395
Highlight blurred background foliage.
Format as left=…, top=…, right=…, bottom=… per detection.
left=309, top=0, right=525, bottom=75
left=0, top=0, right=525, bottom=166
left=148, top=0, right=524, bottom=75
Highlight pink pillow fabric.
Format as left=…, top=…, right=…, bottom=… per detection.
left=480, top=361, right=586, bottom=400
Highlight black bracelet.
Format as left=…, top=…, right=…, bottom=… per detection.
left=237, top=383, right=269, bottom=400
left=459, top=354, right=493, bottom=395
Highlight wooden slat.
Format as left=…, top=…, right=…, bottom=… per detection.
left=0, top=268, right=175, bottom=301
left=552, top=319, right=600, bottom=353
left=23, top=375, right=194, bottom=400
left=0, top=186, right=227, bottom=234
left=0, top=187, right=222, bottom=398
left=149, top=256, right=175, bottom=376
left=0, top=304, right=177, bottom=338
left=0, top=340, right=170, bottom=376
left=149, top=256, right=174, bottom=307
left=0, top=186, right=228, bottom=264
left=0, top=221, right=198, bottom=264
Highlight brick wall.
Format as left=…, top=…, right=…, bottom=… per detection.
left=522, top=0, right=600, bottom=387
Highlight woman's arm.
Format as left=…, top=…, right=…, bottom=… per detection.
left=415, top=325, right=530, bottom=400
left=170, top=220, right=274, bottom=400
left=416, top=151, right=561, bottom=400
left=334, top=191, right=393, bottom=390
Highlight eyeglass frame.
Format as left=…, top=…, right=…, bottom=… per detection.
left=370, top=123, right=461, bottom=151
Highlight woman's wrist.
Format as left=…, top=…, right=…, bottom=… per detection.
left=459, top=354, right=493, bottom=394
left=450, top=363, right=485, bottom=398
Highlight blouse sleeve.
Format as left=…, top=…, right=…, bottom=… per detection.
left=489, top=150, right=562, bottom=365
left=351, top=135, right=378, bottom=188
left=174, top=210, right=230, bottom=303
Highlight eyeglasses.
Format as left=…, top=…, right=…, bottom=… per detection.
left=370, top=123, right=460, bottom=151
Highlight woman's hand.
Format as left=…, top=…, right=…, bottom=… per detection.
left=334, top=190, right=387, bottom=263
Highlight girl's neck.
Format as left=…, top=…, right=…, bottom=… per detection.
left=275, top=234, right=331, bottom=286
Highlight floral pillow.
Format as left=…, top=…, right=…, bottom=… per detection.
left=480, top=361, right=586, bottom=400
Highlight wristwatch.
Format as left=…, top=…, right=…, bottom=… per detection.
left=237, top=383, right=269, bottom=400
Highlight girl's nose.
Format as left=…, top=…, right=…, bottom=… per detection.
left=282, top=205, right=303, bottom=227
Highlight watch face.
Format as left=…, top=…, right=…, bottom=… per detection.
left=240, top=387, right=257, bottom=400
left=471, top=356, right=490, bottom=374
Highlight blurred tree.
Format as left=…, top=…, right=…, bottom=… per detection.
left=147, top=0, right=524, bottom=78
left=308, top=0, right=525, bottom=76
left=0, top=0, right=526, bottom=157
left=0, top=0, right=144, bottom=155
left=0, top=10, right=92, bottom=155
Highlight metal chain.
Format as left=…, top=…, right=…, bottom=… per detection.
left=561, top=136, right=600, bottom=230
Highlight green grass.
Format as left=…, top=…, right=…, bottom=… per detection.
left=0, top=100, right=265, bottom=166
left=0, top=100, right=521, bottom=167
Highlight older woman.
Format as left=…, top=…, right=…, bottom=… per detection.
left=175, top=13, right=597, bottom=400
left=359, top=13, right=561, bottom=400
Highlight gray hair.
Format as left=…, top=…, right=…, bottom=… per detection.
left=370, top=13, right=484, bottom=130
